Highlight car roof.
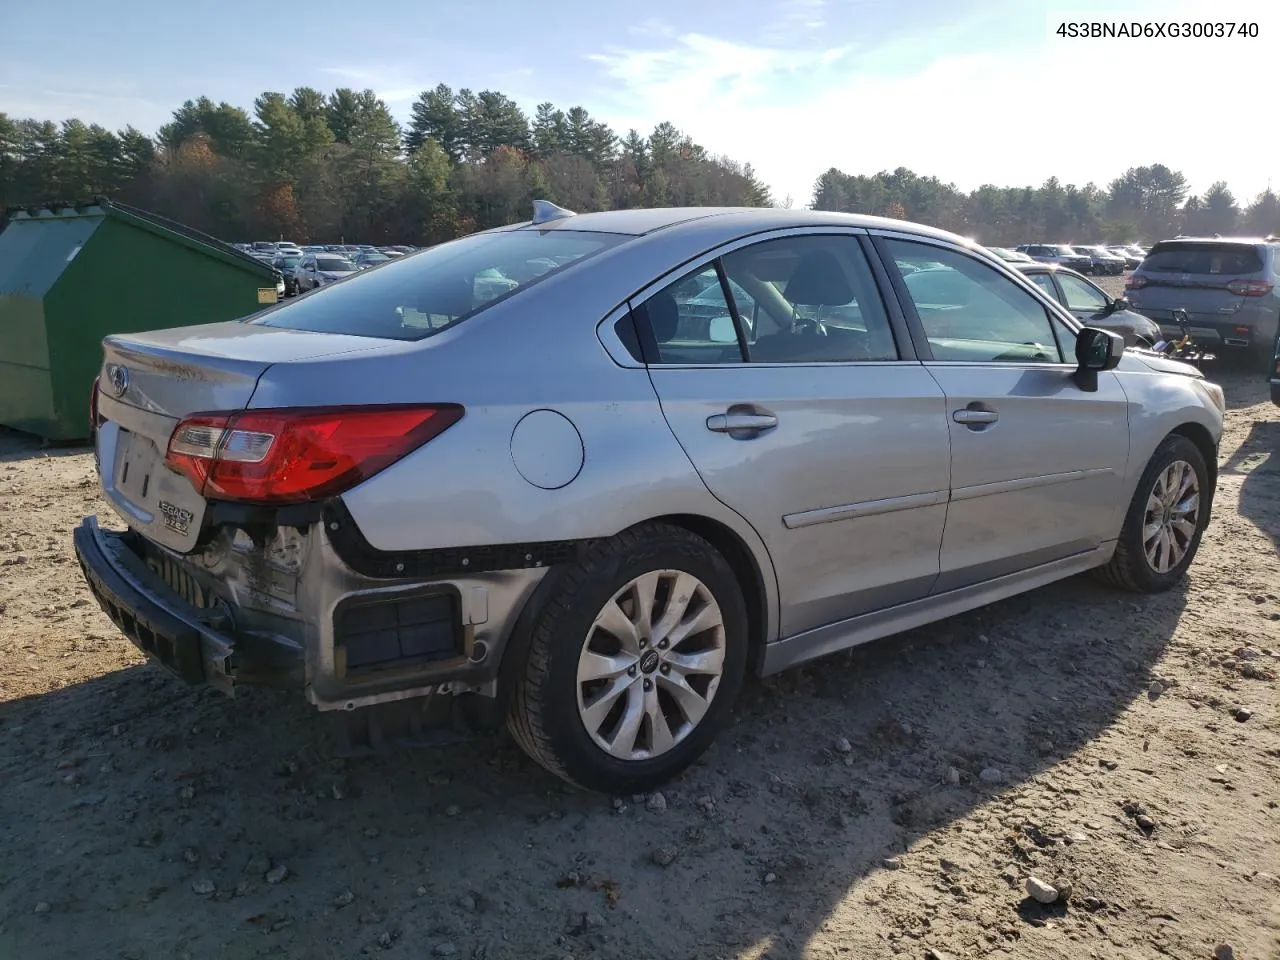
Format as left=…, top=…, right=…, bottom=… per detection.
left=1158, top=235, right=1274, bottom=246
left=500, top=206, right=970, bottom=244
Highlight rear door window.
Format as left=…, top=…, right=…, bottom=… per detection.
left=1142, top=243, right=1263, bottom=275
left=1025, top=272, right=1060, bottom=301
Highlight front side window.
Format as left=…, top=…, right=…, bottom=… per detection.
left=886, top=239, right=1064, bottom=363
left=256, top=229, right=626, bottom=341
left=1056, top=272, right=1109, bottom=313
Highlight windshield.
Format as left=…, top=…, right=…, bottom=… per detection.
left=316, top=257, right=356, bottom=272
left=254, top=229, right=627, bottom=341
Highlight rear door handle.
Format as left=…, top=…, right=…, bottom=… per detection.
left=706, top=412, right=778, bottom=434
left=952, top=409, right=998, bottom=425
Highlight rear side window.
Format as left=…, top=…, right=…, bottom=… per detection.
left=254, top=230, right=626, bottom=341
left=1142, top=242, right=1263, bottom=275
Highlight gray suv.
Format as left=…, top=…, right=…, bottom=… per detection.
left=1126, top=237, right=1280, bottom=366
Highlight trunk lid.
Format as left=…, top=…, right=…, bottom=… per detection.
left=96, top=321, right=405, bottom=553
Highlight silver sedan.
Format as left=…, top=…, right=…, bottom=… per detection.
left=76, top=203, right=1224, bottom=793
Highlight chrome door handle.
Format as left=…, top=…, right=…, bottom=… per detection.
left=706, top=412, right=778, bottom=434
left=952, top=409, right=998, bottom=425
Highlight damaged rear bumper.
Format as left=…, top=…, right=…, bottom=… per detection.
left=74, top=516, right=243, bottom=696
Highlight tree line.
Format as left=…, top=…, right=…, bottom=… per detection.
left=812, top=164, right=1280, bottom=244
left=0, top=85, right=770, bottom=245
left=2, top=83, right=1277, bottom=247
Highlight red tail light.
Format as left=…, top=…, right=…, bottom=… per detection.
left=165, top=405, right=464, bottom=505
left=89, top=376, right=101, bottom=432
left=1125, top=274, right=1147, bottom=290
left=1226, top=278, right=1274, bottom=297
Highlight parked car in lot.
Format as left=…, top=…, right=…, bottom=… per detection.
left=293, top=253, right=358, bottom=292
left=1106, top=246, right=1144, bottom=269
left=1125, top=236, right=1280, bottom=367
left=353, top=250, right=393, bottom=269
left=1013, top=263, right=1160, bottom=345
left=76, top=203, right=1224, bottom=794
left=986, top=246, right=1034, bottom=263
left=1016, top=244, right=1094, bottom=273
left=1071, top=245, right=1127, bottom=275
left=271, top=253, right=304, bottom=296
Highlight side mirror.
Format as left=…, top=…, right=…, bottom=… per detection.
left=1073, top=327, right=1125, bottom=391
left=1110, top=296, right=1131, bottom=312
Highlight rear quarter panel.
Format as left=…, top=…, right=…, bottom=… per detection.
left=247, top=247, right=782, bottom=638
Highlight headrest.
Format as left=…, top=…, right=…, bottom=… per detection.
left=644, top=290, right=680, bottom=342
left=784, top=250, right=854, bottom=306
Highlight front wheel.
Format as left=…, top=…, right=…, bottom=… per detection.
left=1094, top=434, right=1211, bottom=592
left=507, top=523, right=748, bottom=793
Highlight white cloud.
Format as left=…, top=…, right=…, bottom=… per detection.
left=588, top=0, right=1280, bottom=207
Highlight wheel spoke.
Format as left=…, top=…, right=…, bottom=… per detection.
left=593, top=598, right=641, bottom=653
left=606, top=683, right=645, bottom=758
left=664, top=602, right=722, bottom=648
left=1146, top=492, right=1164, bottom=516
left=1159, top=527, right=1175, bottom=571
left=630, top=571, right=661, bottom=639
left=578, top=650, right=635, bottom=683
left=1142, top=520, right=1163, bottom=546
left=658, top=670, right=710, bottom=727
left=1171, top=518, right=1197, bottom=543
left=1173, top=491, right=1199, bottom=517
left=651, top=572, right=701, bottom=641
left=664, top=646, right=725, bottom=677
left=581, top=674, right=634, bottom=733
left=645, top=689, right=676, bottom=755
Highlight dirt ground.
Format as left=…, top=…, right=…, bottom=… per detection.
left=2, top=305, right=1278, bottom=959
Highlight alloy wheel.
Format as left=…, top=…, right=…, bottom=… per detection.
left=575, top=569, right=726, bottom=761
left=1142, top=459, right=1200, bottom=574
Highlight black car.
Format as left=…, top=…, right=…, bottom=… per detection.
left=1013, top=262, right=1161, bottom=346
left=1015, top=243, right=1095, bottom=273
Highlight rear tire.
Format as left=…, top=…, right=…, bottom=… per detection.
left=1094, top=434, right=1211, bottom=593
left=506, top=523, right=748, bottom=794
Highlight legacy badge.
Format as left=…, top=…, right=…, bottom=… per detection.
left=158, top=500, right=194, bottom=535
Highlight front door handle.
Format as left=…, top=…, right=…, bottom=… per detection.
left=706, top=411, right=778, bottom=435
left=952, top=408, right=998, bottom=425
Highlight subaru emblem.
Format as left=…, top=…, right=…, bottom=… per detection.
left=105, top=363, right=129, bottom=398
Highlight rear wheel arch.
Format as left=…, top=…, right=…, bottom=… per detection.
left=644, top=513, right=773, bottom=675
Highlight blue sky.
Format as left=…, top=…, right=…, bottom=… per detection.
left=3, top=0, right=1276, bottom=208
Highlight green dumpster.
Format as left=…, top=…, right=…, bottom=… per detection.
left=0, top=199, right=279, bottom=441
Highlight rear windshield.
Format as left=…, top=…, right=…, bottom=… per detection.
left=254, top=229, right=627, bottom=341
left=1142, top=242, right=1263, bottom=275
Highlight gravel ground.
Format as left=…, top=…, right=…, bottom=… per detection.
left=2, top=279, right=1278, bottom=959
